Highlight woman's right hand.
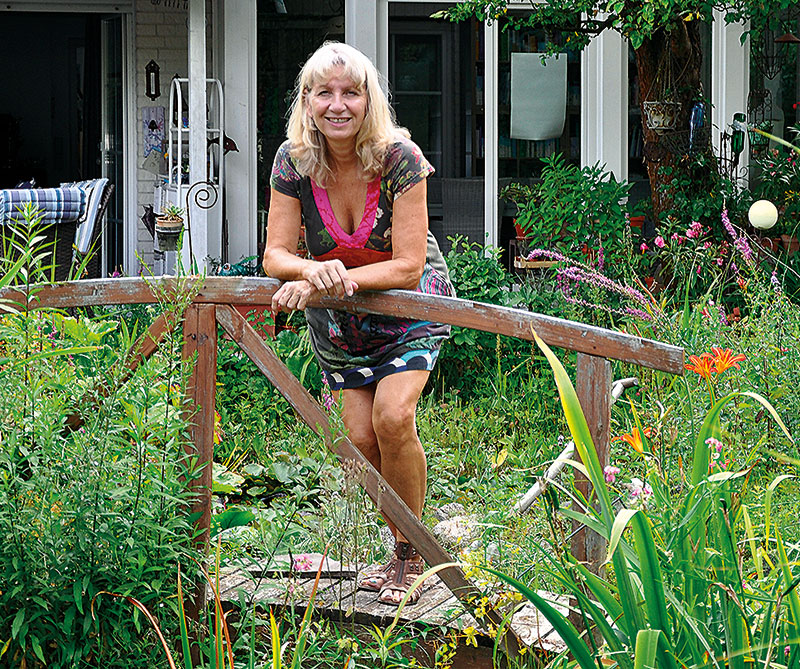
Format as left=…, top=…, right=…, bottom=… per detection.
left=302, top=259, right=358, bottom=298
left=272, top=279, right=318, bottom=312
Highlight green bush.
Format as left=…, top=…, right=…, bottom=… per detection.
left=503, top=153, right=632, bottom=274
left=0, top=299, right=202, bottom=667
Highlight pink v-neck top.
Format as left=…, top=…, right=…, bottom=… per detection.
left=270, top=136, right=436, bottom=268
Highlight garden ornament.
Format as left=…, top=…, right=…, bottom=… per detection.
left=689, top=102, right=705, bottom=154
left=748, top=200, right=778, bottom=230
left=731, top=116, right=800, bottom=156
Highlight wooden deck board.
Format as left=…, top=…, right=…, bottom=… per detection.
left=216, top=565, right=567, bottom=654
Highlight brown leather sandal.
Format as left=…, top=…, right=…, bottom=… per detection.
left=357, top=554, right=397, bottom=592
left=378, top=542, right=425, bottom=606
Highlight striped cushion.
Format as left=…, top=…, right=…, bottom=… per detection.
left=0, top=187, right=86, bottom=224
left=61, top=178, right=109, bottom=253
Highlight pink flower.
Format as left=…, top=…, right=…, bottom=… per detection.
left=696, top=265, right=702, bottom=276
left=293, top=554, right=314, bottom=572
left=716, top=257, right=724, bottom=266
left=654, top=236, right=665, bottom=248
left=604, top=465, right=620, bottom=483
left=685, top=221, right=704, bottom=239
left=702, top=241, right=712, bottom=249
left=628, top=478, right=653, bottom=505
left=640, top=243, right=649, bottom=253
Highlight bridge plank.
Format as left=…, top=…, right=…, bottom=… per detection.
left=1, top=277, right=683, bottom=373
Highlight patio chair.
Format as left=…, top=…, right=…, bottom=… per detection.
left=0, top=177, right=113, bottom=281
left=441, top=177, right=485, bottom=254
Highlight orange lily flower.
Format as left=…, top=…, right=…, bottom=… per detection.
left=709, top=347, right=746, bottom=374
left=685, top=354, right=715, bottom=379
left=614, top=427, right=652, bottom=455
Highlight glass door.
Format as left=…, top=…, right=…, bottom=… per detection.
left=101, top=16, right=124, bottom=276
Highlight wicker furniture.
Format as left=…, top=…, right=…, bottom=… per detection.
left=0, top=178, right=114, bottom=281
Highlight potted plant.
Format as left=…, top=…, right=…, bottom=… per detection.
left=503, top=153, right=632, bottom=276
left=155, top=204, right=184, bottom=251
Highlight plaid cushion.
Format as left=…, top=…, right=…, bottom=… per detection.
left=0, top=187, right=86, bottom=224
left=61, top=178, right=109, bottom=252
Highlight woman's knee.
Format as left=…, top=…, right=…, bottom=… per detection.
left=372, top=401, right=417, bottom=443
left=346, top=422, right=379, bottom=453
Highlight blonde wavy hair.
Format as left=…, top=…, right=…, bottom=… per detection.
left=286, top=41, right=408, bottom=185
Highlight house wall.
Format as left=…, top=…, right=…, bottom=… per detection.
left=133, top=0, right=190, bottom=270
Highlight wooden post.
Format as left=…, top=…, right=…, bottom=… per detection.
left=571, top=353, right=612, bottom=569
left=182, top=303, right=218, bottom=619
left=570, top=353, right=611, bottom=630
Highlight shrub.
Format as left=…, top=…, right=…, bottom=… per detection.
left=0, top=255, right=203, bottom=666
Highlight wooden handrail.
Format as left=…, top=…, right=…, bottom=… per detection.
left=0, top=277, right=684, bottom=373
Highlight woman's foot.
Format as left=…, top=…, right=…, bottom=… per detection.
left=378, top=542, right=425, bottom=606
left=358, top=554, right=397, bottom=592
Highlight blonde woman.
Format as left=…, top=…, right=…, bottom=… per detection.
left=263, top=42, right=453, bottom=606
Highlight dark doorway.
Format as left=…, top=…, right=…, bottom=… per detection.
left=0, top=13, right=102, bottom=188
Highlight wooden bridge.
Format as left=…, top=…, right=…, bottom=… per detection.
left=1, top=276, right=685, bottom=656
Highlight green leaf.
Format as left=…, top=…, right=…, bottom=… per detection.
left=11, top=609, right=24, bottom=639
left=210, top=507, right=256, bottom=538
left=634, top=629, right=661, bottom=669
left=606, top=508, right=639, bottom=564
left=30, top=636, right=45, bottom=663
left=631, top=514, right=671, bottom=645
left=481, top=566, right=597, bottom=669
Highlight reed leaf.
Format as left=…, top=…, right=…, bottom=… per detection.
left=765, top=475, right=795, bottom=549
left=633, top=629, right=661, bottom=669
left=481, top=566, right=599, bottom=669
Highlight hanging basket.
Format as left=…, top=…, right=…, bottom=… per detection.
left=748, top=121, right=773, bottom=151
left=660, top=123, right=711, bottom=157
left=643, top=101, right=682, bottom=135
left=155, top=217, right=183, bottom=252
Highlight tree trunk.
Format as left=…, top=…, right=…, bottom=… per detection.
left=635, top=21, right=706, bottom=222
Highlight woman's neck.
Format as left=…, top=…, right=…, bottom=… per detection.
left=326, top=140, right=361, bottom=176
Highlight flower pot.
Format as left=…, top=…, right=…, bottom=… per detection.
left=642, top=100, right=681, bottom=135
left=755, top=236, right=781, bottom=254
left=780, top=234, right=800, bottom=256
left=155, top=216, right=183, bottom=251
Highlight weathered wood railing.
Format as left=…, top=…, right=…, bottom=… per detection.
left=1, top=277, right=684, bottom=654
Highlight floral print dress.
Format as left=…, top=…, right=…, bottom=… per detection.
left=270, top=135, right=454, bottom=390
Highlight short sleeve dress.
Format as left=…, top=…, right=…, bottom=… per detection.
left=270, top=135, right=454, bottom=391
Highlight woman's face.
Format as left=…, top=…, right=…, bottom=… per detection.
left=306, top=67, right=367, bottom=145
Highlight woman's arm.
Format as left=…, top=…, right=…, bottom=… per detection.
left=345, top=178, right=429, bottom=291
left=263, top=189, right=357, bottom=310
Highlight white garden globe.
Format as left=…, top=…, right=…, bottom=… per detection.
left=748, top=199, right=778, bottom=229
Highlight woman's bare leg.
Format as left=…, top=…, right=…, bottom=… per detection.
left=370, top=370, right=430, bottom=528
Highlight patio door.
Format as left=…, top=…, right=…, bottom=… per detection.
left=101, top=16, right=124, bottom=276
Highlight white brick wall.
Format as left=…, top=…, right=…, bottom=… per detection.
left=132, top=0, right=222, bottom=272
left=134, top=0, right=191, bottom=270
